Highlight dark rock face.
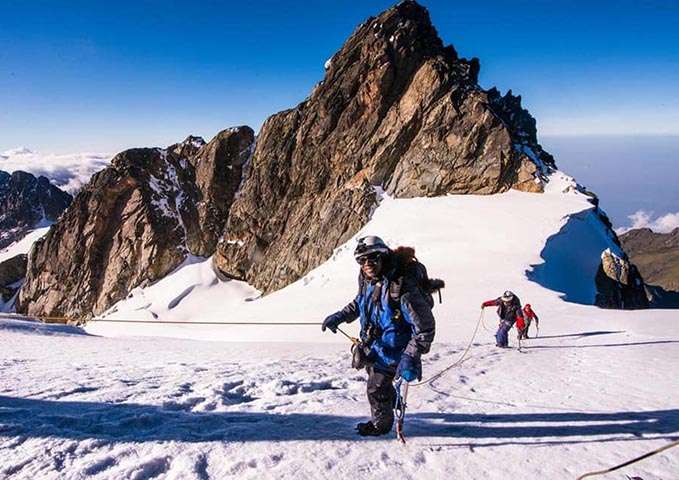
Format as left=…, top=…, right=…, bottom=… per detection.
left=0, top=170, right=72, bottom=249
left=620, top=227, right=679, bottom=307
left=0, top=254, right=27, bottom=302
left=17, top=127, right=254, bottom=319
left=190, top=128, right=255, bottom=256
left=595, top=248, right=649, bottom=309
left=215, top=1, right=555, bottom=293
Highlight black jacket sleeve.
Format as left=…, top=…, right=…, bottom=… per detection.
left=399, top=274, right=436, bottom=356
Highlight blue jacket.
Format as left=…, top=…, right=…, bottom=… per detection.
left=333, top=259, right=436, bottom=372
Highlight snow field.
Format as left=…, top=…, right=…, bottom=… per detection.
left=1, top=315, right=677, bottom=479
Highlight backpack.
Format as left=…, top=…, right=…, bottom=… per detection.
left=388, top=246, right=445, bottom=307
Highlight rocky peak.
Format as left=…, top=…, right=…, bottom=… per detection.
left=0, top=169, right=72, bottom=249
left=595, top=248, right=649, bottom=309
left=215, top=1, right=556, bottom=293
left=15, top=2, right=638, bottom=318
left=169, top=135, right=206, bottom=159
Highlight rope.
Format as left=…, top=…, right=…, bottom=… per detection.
left=409, top=309, right=485, bottom=387
left=0, top=313, right=320, bottom=326
left=336, top=326, right=359, bottom=344
left=87, top=319, right=321, bottom=326
left=480, top=309, right=494, bottom=333
left=576, top=438, right=679, bottom=479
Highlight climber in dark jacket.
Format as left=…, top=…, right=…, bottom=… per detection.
left=322, top=236, right=436, bottom=437
left=481, top=291, right=524, bottom=348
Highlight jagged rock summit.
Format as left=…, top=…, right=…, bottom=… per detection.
left=0, top=170, right=72, bottom=249
left=215, top=0, right=555, bottom=293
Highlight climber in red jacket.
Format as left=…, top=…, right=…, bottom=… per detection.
left=519, top=303, right=539, bottom=339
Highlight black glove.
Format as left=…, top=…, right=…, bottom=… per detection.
left=321, top=312, right=344, bottom=333
left=396, top=353, right=422, bottom=382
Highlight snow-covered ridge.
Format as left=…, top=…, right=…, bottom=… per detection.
left=87, top=171, right=628, bottom=343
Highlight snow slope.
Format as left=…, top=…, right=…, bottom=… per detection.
left=0, top=226, right=50, bottom=265
left=2, top=171, right=678, bottom=478
left=1, top=312, right=677, bottom=479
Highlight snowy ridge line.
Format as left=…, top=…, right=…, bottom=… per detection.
left=576, top=438, right=679, bottom=479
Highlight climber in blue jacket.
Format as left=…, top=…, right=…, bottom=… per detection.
left=322, top=236, right=436, bottom=436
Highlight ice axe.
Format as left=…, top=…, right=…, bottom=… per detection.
left=393, top=378, right=409, bottom=444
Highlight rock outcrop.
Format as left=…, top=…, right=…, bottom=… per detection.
left=595, top=248, right=649, bottom=309
left=17, top=127, right=254, bottom=319
left=215, top=0, right=555, bottom=293
left=0, top=170, right=72, bottom=249
left=619, top=227, right=679, bottom=307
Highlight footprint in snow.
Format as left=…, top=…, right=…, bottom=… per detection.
left=162, top=396, right=206, bottom=412
left=221, top=380, right=257, bottom=404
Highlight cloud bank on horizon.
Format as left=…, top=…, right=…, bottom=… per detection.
left=0, top=147, right=110, bottom=194
left=617, top=210, right=679, bottom=234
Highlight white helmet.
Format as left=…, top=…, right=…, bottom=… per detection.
left=501, top=290, right=515, bottom=302
left=354, top=236, right=390, bottom=261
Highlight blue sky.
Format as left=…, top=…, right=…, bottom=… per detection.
left=1, top=0, right=679, bottom=153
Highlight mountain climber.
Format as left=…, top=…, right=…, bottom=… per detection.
left=520, top=303, right=539, bottom=339
left=321, top=236, right=436, bottom=437
left=481, top=291, right=524, bottom=348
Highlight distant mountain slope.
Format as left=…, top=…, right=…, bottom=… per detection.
left=0, top=170, right=72, bottom=249
left=619, top=227, right=679, bottom=306
left=0, top=148, right=110, bottom=194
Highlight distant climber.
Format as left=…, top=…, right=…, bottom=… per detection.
left=321, top=236, right=438, bottom=437
left=520, top=303, right=539, bottom=339
left=481, top=291, right=524, bottom=348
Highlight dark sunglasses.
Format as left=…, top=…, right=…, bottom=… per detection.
left=356, top=253, right=383, bottom=265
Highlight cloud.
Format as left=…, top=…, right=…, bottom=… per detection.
left=0, top=148, right=111, bottom=194
left=616, top=210, right=679, bottom=234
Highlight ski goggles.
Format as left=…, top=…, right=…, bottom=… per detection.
left=356, top=253, right=383, bottom=265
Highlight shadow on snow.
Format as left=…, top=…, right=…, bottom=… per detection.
left=535, top=330, right=624, bottom=340
left=526, top=209, right=604, bottom=306
left=1, top=396, right=678, bottom=445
